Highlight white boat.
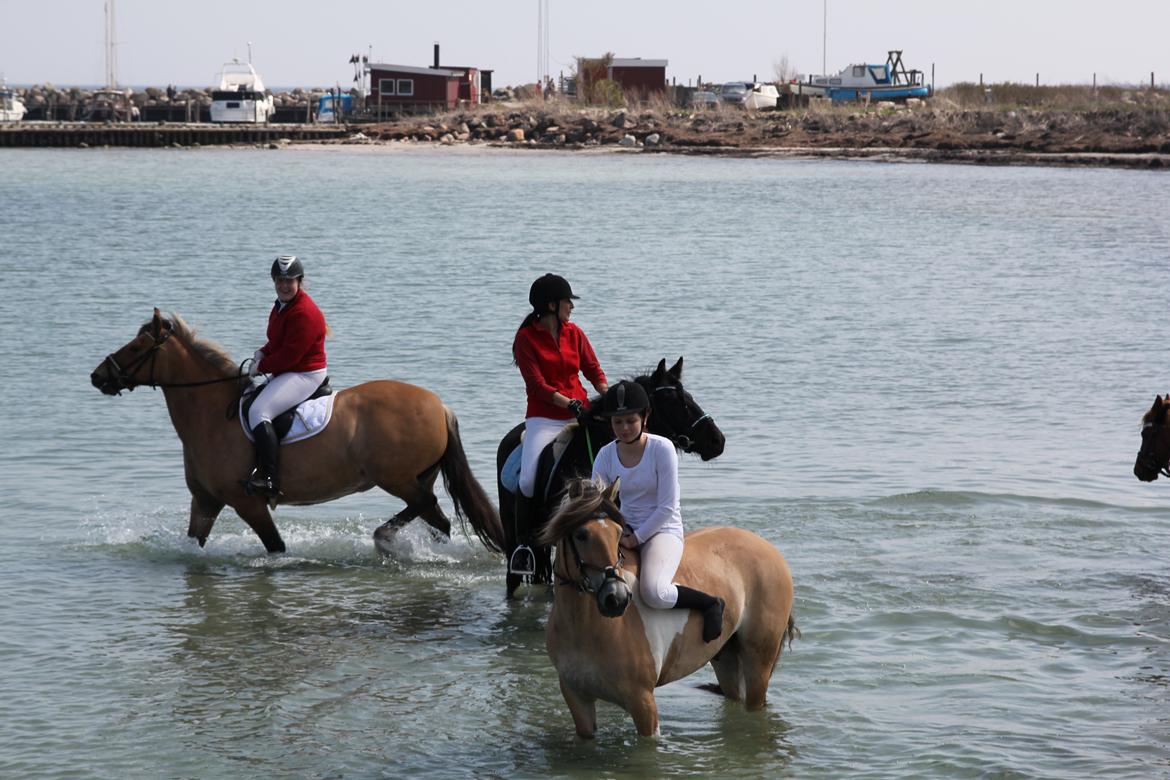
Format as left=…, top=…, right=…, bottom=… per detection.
left=800, top=50, right=930, bottom=102
left=0, top=79, right=26, bottom=122
left=210, top=59, right=275, bottom=123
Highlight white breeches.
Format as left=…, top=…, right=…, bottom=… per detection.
left=247, top=369, right=328, bottom=429
left=519, top=416, right=568, bottom=498
left=638, top=532, right=684, bottom=609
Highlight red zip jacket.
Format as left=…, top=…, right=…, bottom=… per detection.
left=258, top=290, right=327, bottom=375
left=514, top=320, right=606, bottom=419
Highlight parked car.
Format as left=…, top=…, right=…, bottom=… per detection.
left=690, top=90, right=719, bottom=108
left=718, top=82, right=750, bottom=106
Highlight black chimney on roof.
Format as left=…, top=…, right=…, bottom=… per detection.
left=434, top=43, right=440, bottom=69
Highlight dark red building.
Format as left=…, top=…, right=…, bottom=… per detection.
left=577, top=56, right=668, bottom=102
left=366, top=44, right=492, bottom=116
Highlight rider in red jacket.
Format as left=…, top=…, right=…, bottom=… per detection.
left=244, top=255, right=328, bottom=498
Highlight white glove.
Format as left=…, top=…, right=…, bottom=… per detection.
left=249, top=349, right=264, bottom=378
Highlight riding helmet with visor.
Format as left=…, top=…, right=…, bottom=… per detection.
left=271, top=255, right=305, bottom=280
left=600, top=380, right=650, bottom=417
left=529, top=273, right=578, bottom=312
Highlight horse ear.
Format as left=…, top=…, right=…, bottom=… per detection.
left=151, top=307, right=163, bottom=335
left=603, top=477, right=621, bottom=504
left=668, top=356, right=684, bottom=379
left=653, top=358, right=667, bottom=380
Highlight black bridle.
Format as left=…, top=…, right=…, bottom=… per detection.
left=649, top=383, right=714, bottom=451
left=99, top=325, right=247, bottom=395
left=555, top=517, right=626, bottom=594
left=1138, top=422, right=1170, bottom=478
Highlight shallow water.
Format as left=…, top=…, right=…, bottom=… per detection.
left=2, top=146, right=1169, bottom=778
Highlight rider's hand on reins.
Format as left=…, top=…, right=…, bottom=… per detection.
left=619, top=529, right=638, bottom=550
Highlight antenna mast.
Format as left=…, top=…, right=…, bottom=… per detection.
left=104, top=0, right=118, bottom=88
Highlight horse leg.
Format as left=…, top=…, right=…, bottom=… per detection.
left=709, top=639, right=745, bottom=702
left=415, top=463, right=452, bottom=540
left=627, top=690, right=660, bottom=737
left=234, top=500, right=286, bottom=553
left=558, top=678, right=597, bottom=739
left=738, top=637, right=783, bottom=711
left=186, top=491, right=224, bottom=547
left=373, top=471, right=450, bottom=553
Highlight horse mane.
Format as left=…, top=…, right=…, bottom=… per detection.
left=141, top=313, right=245, bottom=385
left=537, top=477, right=625, bottom=545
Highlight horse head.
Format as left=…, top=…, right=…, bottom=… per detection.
left=539, top=478, right=633, bottom=617
left=1135, top=394, right=1170, bottom=482
left=641, top=357, right=726, bottom=461
left=90, top=308, right=177, bottom=395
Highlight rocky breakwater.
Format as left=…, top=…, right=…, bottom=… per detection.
left=14, top=84, right=342, bottom=121
left=355, top=100, right=1170, bottom=169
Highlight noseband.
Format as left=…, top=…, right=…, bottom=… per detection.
left=556, top=519, right=626, bottom=594
left=100, top=327, right=173, bottom=394
left=1139, top=422, right=1170, bottom=478
left=652, top=384, right=714, bottom=450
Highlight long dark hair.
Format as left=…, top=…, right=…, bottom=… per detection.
left=511, top=309, right=548, bottom=364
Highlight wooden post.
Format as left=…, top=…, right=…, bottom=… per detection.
left=1153, top=72, right=1156, bottom=89
left=1035, top=73, right=1039, bottom=87
left=979, top=73, right=983, bottom=86
left=931, top=63, right=935, bottom=94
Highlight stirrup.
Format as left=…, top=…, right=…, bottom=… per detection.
left=508, top=544, right=536, bottom=576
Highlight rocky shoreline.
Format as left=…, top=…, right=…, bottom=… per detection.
left=340, top=101, right=1170, bottom=169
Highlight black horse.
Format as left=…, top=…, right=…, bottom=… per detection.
left=1135, top=394, right=1170, bottom=482
left=496, top=357, right=726, bottom=598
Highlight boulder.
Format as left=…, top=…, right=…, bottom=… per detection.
left=645, top=133, right=661, bottom=147
left=619, top=134, right=637, bottom=148
left=507, top=128, right=526, bottom=142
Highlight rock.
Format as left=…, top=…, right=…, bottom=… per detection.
left=507, top=128, right=525, bottom=142
left=876, top=101, right=896, bottom=110
left=440, top=134, right=455, bottom=144
left=612, top=112, right=635, bottom=129
left=645, top=133, right=661, bottom=147
left=619, top=134, right=637, bottom=148
left=458, top=122, right=470, bottom=134
left=906, top=98, right=923, bottom=108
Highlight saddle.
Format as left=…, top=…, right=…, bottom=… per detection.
left=500, top=420, right=581, bottom=498
left=241, top=376, right=333, bottom=441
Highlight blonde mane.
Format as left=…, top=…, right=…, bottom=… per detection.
left=140, top=312, right=243, bottom=382
left=537, top=477, right=625, bottom=546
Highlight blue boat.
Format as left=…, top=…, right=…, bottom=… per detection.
left=316, top=93, right=353, bottom=124
left=803, top=50, right=931, bottom=102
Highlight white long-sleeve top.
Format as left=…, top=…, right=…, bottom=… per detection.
left=591, top=433, right=683, bottom=543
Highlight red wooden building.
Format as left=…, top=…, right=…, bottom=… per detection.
left=577, top=56, right=668, bottom=102
left=366, top=45, right=492, bottom=116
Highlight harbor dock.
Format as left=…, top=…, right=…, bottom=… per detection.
left=0, top=122, right=350, bottom=148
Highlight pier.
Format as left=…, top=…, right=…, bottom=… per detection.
left=0, top=122, right=351, bottom=148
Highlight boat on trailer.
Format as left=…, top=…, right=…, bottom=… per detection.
left=210, top=59, right=275, bottom=123
left=802, top=50, right=930, bottom=102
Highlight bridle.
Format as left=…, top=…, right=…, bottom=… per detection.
left=99, top=325, right=246, bottom=395
left=555, top=517, right=626, bottom=594
left=650, top=384, right=714, bottom=451
left=1138, top=422, right=1170, bottom=478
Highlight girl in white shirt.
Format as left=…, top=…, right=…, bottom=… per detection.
left=591, top=381, right=724, bottom=642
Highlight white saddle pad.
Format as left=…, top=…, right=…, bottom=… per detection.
left=239, top=394, right=337, bottom=444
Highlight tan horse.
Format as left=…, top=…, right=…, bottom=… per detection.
left=538, top=478, right=797, bottom=738
left=90, top=309, right=504, bottom=555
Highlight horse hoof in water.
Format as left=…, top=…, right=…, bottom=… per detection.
left=372, top=524, right=398, bottom=557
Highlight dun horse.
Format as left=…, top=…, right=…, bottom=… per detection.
left=90, top=310, right=504, bottom=555
left=539, top=478, right=796, bottom=738
left=1134, top=394, right=1170, bottom=482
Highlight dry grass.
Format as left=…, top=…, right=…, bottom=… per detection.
left=939, top=82, right=1169, bottom=111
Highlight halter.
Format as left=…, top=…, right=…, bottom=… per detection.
left=100, top=325, right=246, bottom=394
left=651, top=384, right=713, bottom=450
left=1139, top=421, right=1170, bottom=478
left=555, top=517, right=626, bottom=594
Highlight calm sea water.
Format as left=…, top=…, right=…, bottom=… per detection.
left=2, top=145, right=1169, bottom=779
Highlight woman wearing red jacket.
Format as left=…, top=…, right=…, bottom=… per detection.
left=512, top=274, right=608, bottom=519
left=244, top=255, right=328, bottom=497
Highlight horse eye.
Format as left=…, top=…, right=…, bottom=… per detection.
left=573, top=529, right=589, bottom=543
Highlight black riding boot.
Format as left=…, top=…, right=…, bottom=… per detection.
left=246, top=421, right=281, bottom=498
left=674, top=585, right=725, bottom=643
left=508, top=492, right=537, bottom=576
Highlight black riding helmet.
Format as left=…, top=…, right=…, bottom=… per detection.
left=599, top=380, right=650, bottom=417
left=271, top=255, right=305, bottom=280
left=529, top=273, right=578, bottom=313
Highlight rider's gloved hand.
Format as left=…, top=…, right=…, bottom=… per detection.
left=249, top=350, right=264, bottom=378
left=567, top=399, right=584, bottom=417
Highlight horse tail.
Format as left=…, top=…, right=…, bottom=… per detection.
left=439, top=406, right=506, bottom=555
left=782, top=612, right=800, bottom=651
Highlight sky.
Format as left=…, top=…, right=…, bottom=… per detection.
left=2, top=0, right=1168, bottom=91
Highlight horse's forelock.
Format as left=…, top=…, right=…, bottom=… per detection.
left=537, top=479, right=623, bottom=545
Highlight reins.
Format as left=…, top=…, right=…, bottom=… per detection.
left=651, top=384, right=713, bottom=449
left=100, top=325, right=249, bottom=395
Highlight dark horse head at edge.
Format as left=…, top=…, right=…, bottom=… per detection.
left=1135, top=394, right=1170, bottom=482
